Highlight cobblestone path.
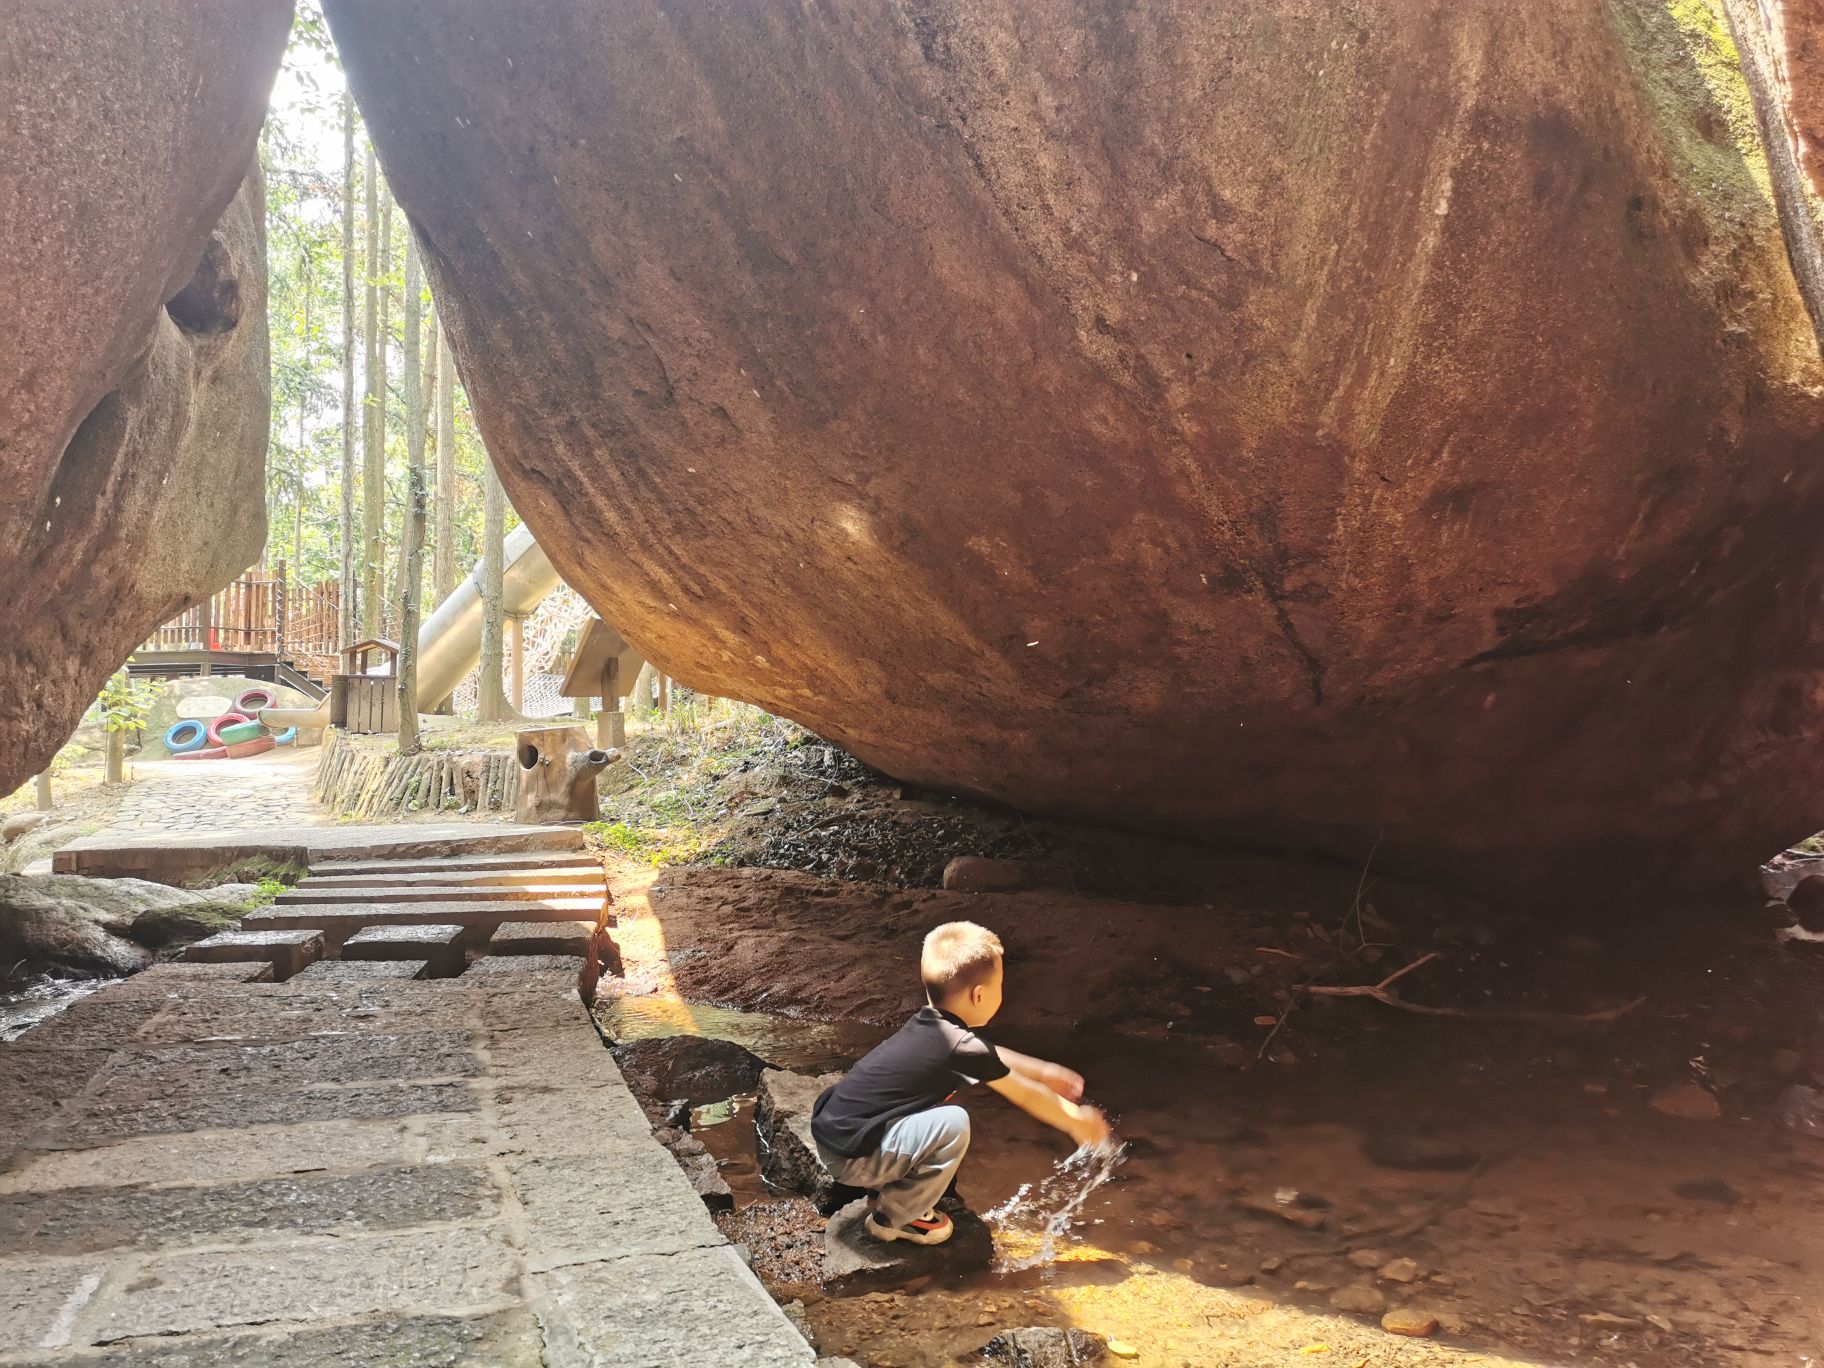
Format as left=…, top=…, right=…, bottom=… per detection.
left=100, top=748, right=325, bottom=838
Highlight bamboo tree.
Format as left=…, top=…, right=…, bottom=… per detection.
left=396, top=237, right=428, bottom=754
left=477, top=455, right=510, bottom=723
left=433, top=320, right=457, bottom=603
left=361, top=143, right=382, bottom=639
left=338, top=93, right=357, bottom=649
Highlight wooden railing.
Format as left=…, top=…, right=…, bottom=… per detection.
left=139, top=562, right=340, bottom=670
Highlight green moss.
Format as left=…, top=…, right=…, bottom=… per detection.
left=1610, top=0, right=1773, bottom=210
left=183, top=855, right=306, bottom=890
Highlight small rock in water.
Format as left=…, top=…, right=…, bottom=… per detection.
left=1775, top=1084, right=1824, bottom=1140
left=1378, top=1257, right=1423, bottom=1284
left=1381, top=1309, right=1439, bottom=1337
left=1348, top=1248, right=1388, bottom=1269
left=1237, top=1190, right=1326, bottom=1230
left=1330, top=1284, right=1387, bottom=1314
left=1671, top=1176, right=1740, bottom=1205
left=1360, top=1133, right=1480, bottom=1171
left=1106, top=1342, right=1139, bottom=1361
left=1649, top=1082, right=1721, bottom=1121
left=977, top=1327, right=1108, bottom=1366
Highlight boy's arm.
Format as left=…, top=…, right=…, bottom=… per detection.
left=994, top=1045, right=1085, bottom=1101
left=988, top=1071, right=1112, bottom=1148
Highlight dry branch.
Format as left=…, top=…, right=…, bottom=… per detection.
left=1308, top=952, right=1644, bottom=1023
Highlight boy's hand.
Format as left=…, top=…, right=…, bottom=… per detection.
left=1066, top=1103, right=1113, bottom=1149
left=1042, top=1063, right=1085, bottom=1102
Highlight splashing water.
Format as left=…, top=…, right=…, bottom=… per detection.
left=985, top=1139, right=1128, bottom=1271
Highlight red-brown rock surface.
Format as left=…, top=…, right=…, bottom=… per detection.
left=328, top=1, right=1824, bottom=900
left=0, top=2, right=290, bottom=796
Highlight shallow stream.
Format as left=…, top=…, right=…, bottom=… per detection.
left=595, top=990, right=1824, bottom=1368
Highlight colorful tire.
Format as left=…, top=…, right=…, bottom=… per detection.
left=164, top=720, right=208, bottom=754
left=234, top=687, right=277, bottom=713
left=223, top=735, right=277, bottom=759
left=172, top=745, right=228, bottom=761
left=205, top=712, right=251, bottom=746
left=274, top=727, right=299, bottom=745
left=216, top=720, right=267, bottom=746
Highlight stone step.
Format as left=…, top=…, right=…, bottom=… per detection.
left=308, top=827, right=588, bottom=861
left=298, top=864, right=605, bottom=891
left=291, top=958, right=430, bottom=984
left=182, top=928, right=325, bottom=982
left=341, top=923, right=467, bottom=978
left=277, top=882, right=604, bottom=907
left=309, top=850, right=599, bottom=878
left=246, top=899, right=602, bottom=940
left=487, top=920, right=597, bottom=957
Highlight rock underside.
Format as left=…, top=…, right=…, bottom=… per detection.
left=320, top=0, right=1824, bottom=905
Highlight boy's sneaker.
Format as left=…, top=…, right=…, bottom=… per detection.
left=866, top=1209, right=954, bottom=1246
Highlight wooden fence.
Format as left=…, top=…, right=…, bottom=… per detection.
left=140, top=562, right=340, bottom=667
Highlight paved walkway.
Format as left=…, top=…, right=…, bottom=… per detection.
left=0, top=960, right=816, bottom=1365
left=102, top=748, right=327, bottom=838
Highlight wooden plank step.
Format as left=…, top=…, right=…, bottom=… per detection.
left=341, top=923, right=467, bottom=978
left=246, top=898, right=602, bottom=935
left=298, top=865, right=605, bottom=891
left=309, top=850, right=600, bottom=878
left=277, top=882, right=603, bottom=907
left=487, top=920, right=596, bottom=957
left=182, top=928, right=325, bottom=982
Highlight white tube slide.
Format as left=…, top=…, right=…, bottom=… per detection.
left=260, top=525, right=561, bottom=732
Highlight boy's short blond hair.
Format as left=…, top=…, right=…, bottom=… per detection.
left=921, top=921, right=1004, bottom=998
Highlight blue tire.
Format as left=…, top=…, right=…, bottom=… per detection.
left=165, top=720, right=208, bottom=754
left=275, top=727, right=299, bottom=746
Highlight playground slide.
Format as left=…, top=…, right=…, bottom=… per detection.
left=259, top=525, right=561, bottom=734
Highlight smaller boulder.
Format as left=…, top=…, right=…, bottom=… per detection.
left=610, top=1034, right=772, bottom=1108
left=978, top=1327, right=1107, bottom=1366
left=940, top=857, right=1067, bottom=894
left=1381, top=1308, right=1439, bottom=1338
left=1775, top=1084, right=1824, bottom=1140
left=823, top=1197, right=993, bottom=1293
left=757, top=1067, right=849, bottom=1211
left=1330, top=1283, right=1387, bottom=1314
left=1648, top=1082, right=1721, bottom=1121
left=2, top=812, right=52, bottom=844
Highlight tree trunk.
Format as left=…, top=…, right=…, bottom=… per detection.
left=433, top=318, right=457, bottom=604
left=377, top=191, right=394, bottom=634
left=104, top=730, right=125, bottom=785
left=632, top=663, right=655, bottom=717
left=34, top=771, right=53, bottom=812
left=361, top=144, right=383, bottom=640
left=477, top=456, right=510, bottom=723
left=338, top=93, right=357, bottom=650
left=397, top=237, right=428, bottom=754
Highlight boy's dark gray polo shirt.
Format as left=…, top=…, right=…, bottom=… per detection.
left=811, top=1005, right=1011, bottom=1158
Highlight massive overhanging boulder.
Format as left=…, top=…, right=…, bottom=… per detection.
left=0, top=2, right=291, bottom=797
left=328, top=0, right=1824, bottom=902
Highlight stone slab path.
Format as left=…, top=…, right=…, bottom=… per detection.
left=0, top=960, right=816, bottom=1366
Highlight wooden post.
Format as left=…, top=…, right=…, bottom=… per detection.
left=508, top=615, right=526, bottom=713
left=34, top=772, right=52, bottom=811
left=598, top=657, right=625, bottom=748
left=198, top=592, right=213, bottom=672
left=275, top=560, right=289, bottom=660
left=657, top=673, right=670, bottom=715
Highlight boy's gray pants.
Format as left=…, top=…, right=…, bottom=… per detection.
left=815, top=1104, right=971, bottom=1226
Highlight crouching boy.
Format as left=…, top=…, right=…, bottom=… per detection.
left=809, top=920, right=1112, bottom=1246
